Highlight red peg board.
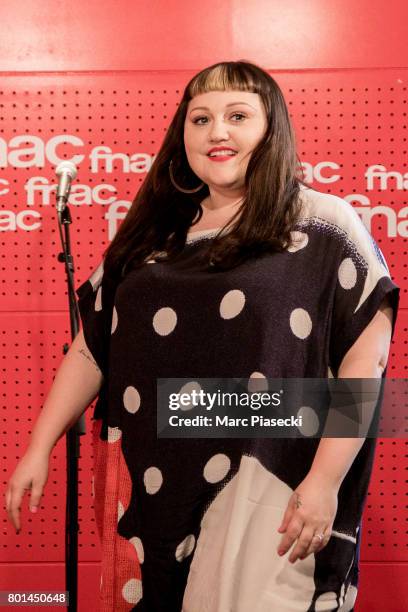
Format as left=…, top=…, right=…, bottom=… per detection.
left=0, top=69, right=407, bottom=610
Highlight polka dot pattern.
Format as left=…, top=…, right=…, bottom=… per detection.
left=203, top=454, right=231, bottom=483
left=296, top=406, right=320, bottom=437
left=122, top=578, right=143, bottom=605
left=77, top=197, right=383, bottom=607
left=287, top=231, right=309, bottom=252
left=143, top=467, right=163, bottom=494
left=219, top=289, right=245, bottom=319
left=175, top=534, right=196, bottom=562
left=178, top=381, right=202, bottom=411
left=123, top=386, right=141, bottom=414
left=153, top=307, right=177, bottom=335
left=130, top=536, right=145, bottom=563
left=290, top=308, right=312, bottom=339
left=248, top=372, right=268, bottom=393
left=338, top=258, right=357, bottom=289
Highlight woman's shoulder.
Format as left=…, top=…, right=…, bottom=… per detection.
left=298, top=184, right=363, bottom=233
left=297, top=184, right=386, bottom=270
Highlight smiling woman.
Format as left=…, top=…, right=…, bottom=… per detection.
left=100, top=60, right=307, bottom=276
left=182, top=90, right=268, bottom=229
left=7, top=60, right=399, bottom=612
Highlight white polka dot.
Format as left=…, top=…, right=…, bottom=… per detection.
left=95, top=286, right=102, bottom=311
left=107, top=426, right=122, bottom=443
left=175, top=534, right=196, bottom=562
left=111, top=306, right=118, bottom=334
left=89, top=262, right=104, bottom=290
left=296, top=406, right=320, bottom=437
left=123, top=386, right=141, bottom=414
left=130, top=536, right=144, bottom=563
left=287, top=231, right=309, bottom=252
left=248, top=372, right=268, bottom=393
left=203, top=454, right=231, bottom=483
left=338, top=585, right=357, bottom=612
left=143, top=467, right=163, bottom=494
left=290, top=308, right=312, bottom=339
left=153, top=307, right=177, bottom=335
left=122, top=578, right=143, bottom=604
left=315, top=591, right=338, bottom=611
left=338, top=258, right=357, bottom=290
left=118, top=500, right=124, bottom=522
left=178, top=381, right=202, bottom=411
left=219, top=289, right=246, bottom=319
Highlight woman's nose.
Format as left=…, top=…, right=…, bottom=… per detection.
left=208, top=119, right=230, bottom=141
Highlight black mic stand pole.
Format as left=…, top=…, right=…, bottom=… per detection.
left=56, top=200, right=86, bottom=612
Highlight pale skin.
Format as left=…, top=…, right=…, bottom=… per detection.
left=5, top=91, right=395, bottom=568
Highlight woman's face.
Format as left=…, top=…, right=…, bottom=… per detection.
left=184, top=90, right=267, bottom=195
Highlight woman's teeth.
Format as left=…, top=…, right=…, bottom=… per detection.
left=208, top=151, right=237, bottom=157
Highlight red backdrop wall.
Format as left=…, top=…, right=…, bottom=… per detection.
left=0, top=1, right=407, bottom=610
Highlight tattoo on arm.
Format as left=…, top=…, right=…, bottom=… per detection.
left=78, top=348, right=101, bottom=373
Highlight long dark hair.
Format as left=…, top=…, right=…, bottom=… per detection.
left=103, top=60, right=308, bottom=278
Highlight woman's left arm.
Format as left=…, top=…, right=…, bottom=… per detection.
left=307, top=295, right=394, bottom=487
left=276, top=296, right=394, bottom=563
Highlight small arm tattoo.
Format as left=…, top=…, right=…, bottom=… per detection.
left=78, top=348, right=101, bottom=373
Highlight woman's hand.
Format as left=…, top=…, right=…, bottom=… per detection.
left=4, top=449, right=50, bottom=534
left=276, top=472, right=339, bottom=563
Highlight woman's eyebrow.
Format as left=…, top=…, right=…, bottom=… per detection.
left=189, top=102, right=257, bottom=114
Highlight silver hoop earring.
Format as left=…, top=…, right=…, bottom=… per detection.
left=169, top=159, right=205, bottom=193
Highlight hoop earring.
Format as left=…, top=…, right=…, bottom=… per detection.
left=169, top=159, right=205, bottom=193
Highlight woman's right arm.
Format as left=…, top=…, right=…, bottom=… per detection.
left=5, top=329, right=104, bottom=532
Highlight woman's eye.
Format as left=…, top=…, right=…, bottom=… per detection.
left=192, top=113, right=246, bottom=125
left=192, top=116, right=208, bottom=125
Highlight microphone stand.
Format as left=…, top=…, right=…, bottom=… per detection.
left=56, top=200, right=85, bottom=612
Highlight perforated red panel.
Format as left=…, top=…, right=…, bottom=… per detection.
left=0, top=65, right=407, bottom=612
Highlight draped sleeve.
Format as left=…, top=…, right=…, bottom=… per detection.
left=75, top=259, right=117, bottom=382
left=327, top=200, right=400, bottom=377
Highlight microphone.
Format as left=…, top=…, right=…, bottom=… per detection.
left=55, top=161, right=78, bottom=213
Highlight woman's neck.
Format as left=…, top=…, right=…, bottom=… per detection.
left=191, top=195, right=243, bottom=230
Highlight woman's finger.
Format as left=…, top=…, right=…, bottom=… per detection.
left=277, top=503, right=293, bottom=534
left=8, top=487, right=24, bottom=532
left=288, top=525, right=315, bottom=563
left=303, top=527, right=331, bottom=557
left=29, top=483, right=44, bottom=513
left=277, top=518, right=303, bottom=557
left=313, top=529, right=332, bottom=554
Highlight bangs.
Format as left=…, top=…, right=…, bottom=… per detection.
left=188, top=62, right=259, bottom=98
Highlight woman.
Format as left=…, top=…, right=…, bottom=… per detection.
left=5, top=61, right=399, bottom=611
